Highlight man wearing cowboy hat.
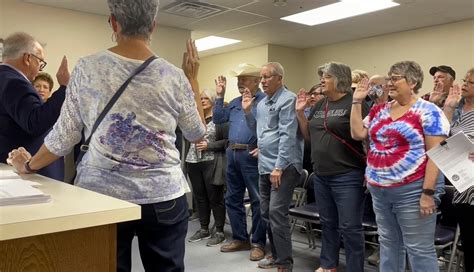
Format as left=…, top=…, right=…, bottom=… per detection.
left=213, top=63, right=267, bottom=261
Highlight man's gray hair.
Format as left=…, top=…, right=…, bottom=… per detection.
left=466, top=67, right=474, bottom=78
left=388, top=61, right=424, bottom=94
left=2, top=32, right=39, bottom=60
left=108, top=0, right=159, bottom=38
left=264, top=62, right=285, bottom=77
left=320, top=62, right=352, bottom=94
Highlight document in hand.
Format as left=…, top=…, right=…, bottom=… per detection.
left=0, top=179, right=51, bottom=206
left=427, top=132, right=474, bottom=193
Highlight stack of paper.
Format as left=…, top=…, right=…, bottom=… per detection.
left=0, top=171, right=51, bottom=206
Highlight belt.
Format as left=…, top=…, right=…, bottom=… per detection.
left=229, top=143, right=255, bottom=150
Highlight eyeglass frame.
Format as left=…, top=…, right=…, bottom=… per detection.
left=461, top=79, right=474, bottom=86
left=385, top=75, right=406, bottom=83
left=26, top=53, right=47, bottom=71
left=261, top=74, right=280, bottom=81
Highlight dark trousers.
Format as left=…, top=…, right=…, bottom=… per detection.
left=188, top=161, right=226, bottom=231
left=454, top=203, right=474, bottom=272
left=116, top=195, right=188, bottom=272
left=260, top=165, right=300, bottom=269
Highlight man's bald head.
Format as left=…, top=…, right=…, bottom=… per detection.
left=368, top=75, right=387, bottom=86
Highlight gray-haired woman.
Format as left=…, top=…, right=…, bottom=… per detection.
left=296, top=62, right=368, bottom=272
left=7, top=0, right=206, bottom=271
left=351, top=61, right=449, bottom=271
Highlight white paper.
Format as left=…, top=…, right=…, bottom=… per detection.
left=0, top=169, right=21, bottom=179
left=427, top=132, right=474, bottom=193
left=0, top=179, right=50, bottom=206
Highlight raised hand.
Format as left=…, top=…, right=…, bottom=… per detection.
left=295, top=88, right=309, bottom=112
left=182, top=39, right=199, bottom=81
left=215, top=75, right=226, bottom=98
left=444, top=84, right=462, bottom=109
left=429, top=82, right=445, bottom=105
left=56, top=55, right=70, bottom=86
left=353, top=78, right=369, bottom=101
left=241, top=88, right=255, bottom=114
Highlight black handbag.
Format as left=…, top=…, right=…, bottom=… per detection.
left=75, top=55, right=157, bottom=166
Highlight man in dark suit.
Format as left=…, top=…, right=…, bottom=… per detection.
left=0, top=32, right=69, bottom=179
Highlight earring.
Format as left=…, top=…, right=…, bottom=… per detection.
left=111, top=32, right=117, bottom=43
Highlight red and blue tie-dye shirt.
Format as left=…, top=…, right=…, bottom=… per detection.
left=363, top=98, right=450, bottom=187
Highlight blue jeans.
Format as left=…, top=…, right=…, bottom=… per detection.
left=368, top=179, right=442, bottom=272
left=116, top=195, right=188, bottom=272
left=260, top=165, right=300, bottom=269
left=225, top=148, right=266, bottom=246
left=314, top=170, right=365, bottom=272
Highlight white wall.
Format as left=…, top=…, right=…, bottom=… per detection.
left=197, top=45, right=268, bottom=101
left=268, top=44, right=304, bottom=92
left=302, top=19, right=474, bottom=95
left=1, top=0, right=190, bottom=86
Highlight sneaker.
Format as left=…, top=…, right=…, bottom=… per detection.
left=207, top=232, right=225, bottom=247
left=257, top=256, right=276, bottom=269
left=367, top=246, right=380, bottom=266
left=188, top=229, right=211, bottom=242
left=188, top=212, right=199, bottom=222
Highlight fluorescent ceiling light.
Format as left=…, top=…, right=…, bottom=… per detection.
left=195, top=36, right=241, bottom=52
left=281, top=0, right=400, bottom=26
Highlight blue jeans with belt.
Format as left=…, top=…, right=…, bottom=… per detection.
left=225, top=147, right=267, bottom=247
left=116, top=195, right=188, bottom=272
left=368, top=178, right=443, bottom=272
left=314, top=169, right=366, bottom=272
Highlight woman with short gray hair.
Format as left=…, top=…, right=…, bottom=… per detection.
left=7, top=0, right=206, bottom=271
left=296, top=62, right=368, bottom=272
left=351, top=60, right=449, bottom=271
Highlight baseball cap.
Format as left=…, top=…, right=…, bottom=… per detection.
left=429, top=65, right=456, bottom=79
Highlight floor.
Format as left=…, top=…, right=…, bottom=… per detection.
left=130, top=217, right=381, bottom=272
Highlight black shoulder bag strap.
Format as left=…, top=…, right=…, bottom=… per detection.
left=76, top=55, right=157, bottom=166
left=322, top=98, right=367, bottom=161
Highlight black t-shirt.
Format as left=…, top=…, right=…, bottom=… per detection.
left=308, top=94, right=369, bottom=176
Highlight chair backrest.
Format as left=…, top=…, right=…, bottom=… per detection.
left=292, top=170, right=310, bottom=208
left=299, top=169, right=309, bottom=188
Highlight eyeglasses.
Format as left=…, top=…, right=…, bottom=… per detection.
left=261, top=74, right=277, bottom=80
left=385, top=75, right=406, bottom=83
left=462, top=79, right=474, bottom=86
left=28, top=53, right=47, bottom=71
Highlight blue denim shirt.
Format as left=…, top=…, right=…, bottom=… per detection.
left=213, top=90, right=265, bottom=145
left=245, top=87, right=304, bottom=175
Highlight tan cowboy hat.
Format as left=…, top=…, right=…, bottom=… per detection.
left=229, top=63, right=261, bottom=77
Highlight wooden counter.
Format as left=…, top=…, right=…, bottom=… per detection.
left=0, top=164, right=141, bottom=271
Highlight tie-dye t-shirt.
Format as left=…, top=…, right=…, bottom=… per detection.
left=44, top=51, right=206, bottom=204
left=363, top=98, right=449, bottom=187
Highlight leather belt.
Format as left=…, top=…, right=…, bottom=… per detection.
left=229, top=143, right=255, bottom=150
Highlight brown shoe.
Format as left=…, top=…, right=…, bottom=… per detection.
left=220, top=240, right=251, bottom=252
left=249, top=245, right=265, bottom=261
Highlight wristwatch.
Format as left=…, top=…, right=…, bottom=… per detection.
left=422, top=188, right=435, bottom=196
left=274, top=167, right=283, bottom=172
left=24, top=159, right=38, bottom=174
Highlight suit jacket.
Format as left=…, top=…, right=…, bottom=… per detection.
left=0, top=64, right=66, bottom=180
